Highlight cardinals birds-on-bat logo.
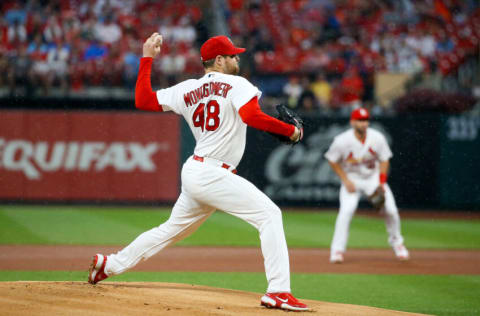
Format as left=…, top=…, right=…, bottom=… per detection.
left=345, top=148, right=377, bottom=165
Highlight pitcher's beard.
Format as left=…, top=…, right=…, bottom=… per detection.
left=226, top=64, right=239, bottom=75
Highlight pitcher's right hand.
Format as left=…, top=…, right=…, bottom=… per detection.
left=143, top=33, right=163, bottom=58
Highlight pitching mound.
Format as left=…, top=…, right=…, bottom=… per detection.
left=1, top=281, right=428, bottom=315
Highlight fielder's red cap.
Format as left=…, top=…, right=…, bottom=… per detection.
left=200, top=35, right=246, bottom=61
left=350, top=107, right=370, bottom=120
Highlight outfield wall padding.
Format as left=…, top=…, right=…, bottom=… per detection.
left=0, top=110, right=180, bottom=202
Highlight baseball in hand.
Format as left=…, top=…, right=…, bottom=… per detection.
left=154, top=33, right=162, bottom=48
left=143, top=33, right=163, bottom=58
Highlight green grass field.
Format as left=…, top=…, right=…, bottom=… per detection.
left=1, top=205, right=479, bottom=316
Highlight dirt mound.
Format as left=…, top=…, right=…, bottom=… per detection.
left=0, top=281, right=428, bottom=315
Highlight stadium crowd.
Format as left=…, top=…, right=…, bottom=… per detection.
left=1, top=0, right=207, bottom=96
left=226, top=0, right=479, bottom=112
left=1, top=0, right=479, bottom=113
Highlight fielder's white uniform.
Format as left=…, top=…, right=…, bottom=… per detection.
left=105, top=71, right=291, bottom=293
left=325, top=127, right=405, bottom=255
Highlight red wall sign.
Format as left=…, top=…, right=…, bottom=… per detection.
left=0, top=110, right=180, bottom=202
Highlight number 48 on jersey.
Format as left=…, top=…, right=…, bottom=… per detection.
left=192, top=100, right=220, bottom=132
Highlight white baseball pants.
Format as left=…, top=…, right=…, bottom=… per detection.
left=105, top=156, right=291, bottom=293
left=330, top=177, right=405, bottom=255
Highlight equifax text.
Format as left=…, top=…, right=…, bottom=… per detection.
left=0, top=139, right=168, bottom=180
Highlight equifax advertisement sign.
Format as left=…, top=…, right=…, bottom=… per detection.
left=0, top=111, right=180, bottom=201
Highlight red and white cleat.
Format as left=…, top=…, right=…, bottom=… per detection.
left=88, top=254, right=109, bottom=284
left=393, top=244, right=410, bottom=261
left=260, top=292, right=309, bottom=311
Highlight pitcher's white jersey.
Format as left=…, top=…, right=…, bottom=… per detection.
left=156, top=71, right=261, bottom=167
left=324, top=127, right=392, bottom=179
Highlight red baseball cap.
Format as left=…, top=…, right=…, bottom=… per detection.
left=350, top=107, right=370, bottom=120
left=200, top=35, right=246, bottom=61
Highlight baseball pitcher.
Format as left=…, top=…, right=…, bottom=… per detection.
left=88, top=33, right=308, bottom=311
left=325, top=107, right=409, bottom=263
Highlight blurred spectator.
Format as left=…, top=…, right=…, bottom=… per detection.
left=27, top=34, right=48, bottom=59
left=283, top=76, right=303, bottom=109
left=297, top=92, right=316, bottom=114
left=7, top=45, right=32, bottom=96
left=103, top=44, right=123, bottom=87
left=7, top=20, right=27, bottom=43
left=418, top=29, right=436, bottom=60
left=160, top=45, right=186, bottom=77
left=310, top=72, right=331, bottom=109
left=94, top=14, right=122, bottom=44
left=28, top=34, right=52, bottom=95
left=297, top=77, right=317, bottom=114
left=43, top=14, right=63, bottom=43
left=27, top=12, right=46, bottom=42
left=47, top=38, right=70, bottom=93
left=436, top=30, right=455, bottom=53
left=122, top=38, right=141, bottom=88
left=405, top=27, right=436, bottom=71
left=339, top=67, right=364, bottom=112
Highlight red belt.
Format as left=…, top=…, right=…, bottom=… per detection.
left=193, top=155, right=237, bottom=174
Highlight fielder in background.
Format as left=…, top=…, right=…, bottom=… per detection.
left=324, top=107, right=409, bottom=263
left=88, top=33, right=309, bottom=311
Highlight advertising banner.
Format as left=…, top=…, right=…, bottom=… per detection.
left=239, top=115, right=441, bottom=208
left=0, top=110, right=180, bottom=202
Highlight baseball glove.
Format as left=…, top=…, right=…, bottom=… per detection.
left=269, top=104, right=304, bottom=145
left=368, top=186, right=385, bottom=210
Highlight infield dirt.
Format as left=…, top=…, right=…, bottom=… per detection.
left=1, top=245, right=478, bottom=274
